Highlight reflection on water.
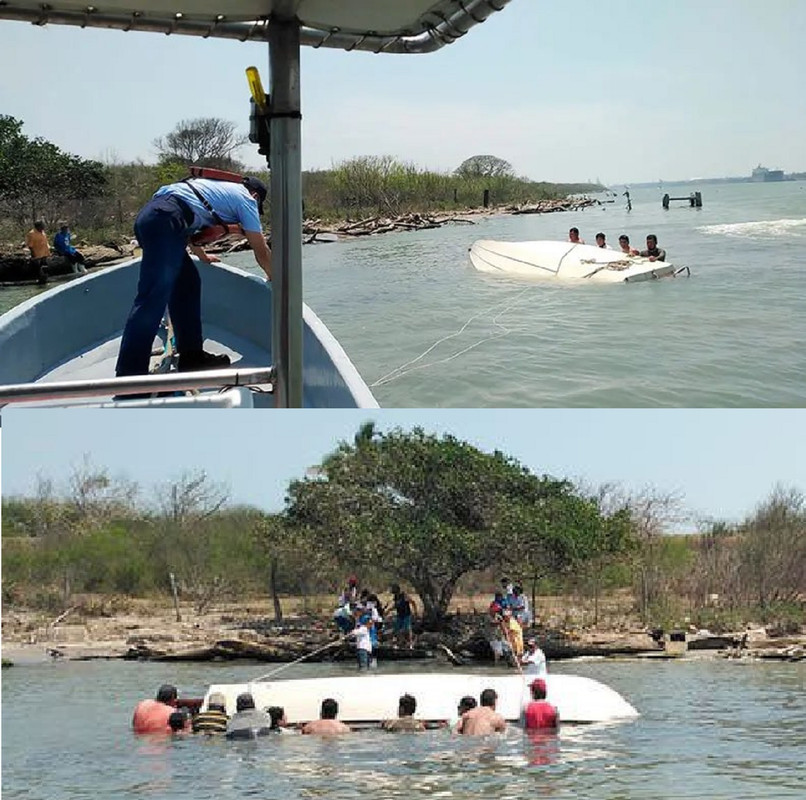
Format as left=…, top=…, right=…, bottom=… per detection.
left=2, top=658, right=805, bottom=799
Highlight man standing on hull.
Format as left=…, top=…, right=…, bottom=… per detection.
left=115, top=175, right=272, bottom=378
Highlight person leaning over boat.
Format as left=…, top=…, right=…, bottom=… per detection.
left=595, top=232, right=607, bottom=249
left=192, top=692, right=229, bottom=734
left=639, top=234, right=666, bottom=262
left=225, top=692, right=273, bottom=739
left=618, top=235, right=639, bottom=256
left=114, top=175, right=272, bottom=378
left=568, top=227, right=585, bottom=245
left=382, top=693, right=426, bottom=732
left=301, top=698, right=352, bottom=735
left=132, top=683, right=179, bottom=734
left=25, top=220, right=50, bottom=284
left=455, top=689, right=506, bottom=736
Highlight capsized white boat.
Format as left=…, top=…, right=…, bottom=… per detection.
left=0, top=1, right=514, bottom=407
left=470, top=240, right=689, bottom=283
left=204, top=672, right=639, bottom=726
left=0, top=259, right=378, bottom=410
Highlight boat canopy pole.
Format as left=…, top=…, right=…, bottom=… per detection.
left=269, top=15, right=303, bottom=408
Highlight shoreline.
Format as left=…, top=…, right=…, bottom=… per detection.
left=3, top=602, right=803, bottom=668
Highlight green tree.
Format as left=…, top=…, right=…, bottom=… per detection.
left=286, top=425, right=606, bottom=628
left=0, top=115, right=106, bottom=228
left=454, top=154, right=515, bottom=179
left=153, top=117, right=248, bottom=170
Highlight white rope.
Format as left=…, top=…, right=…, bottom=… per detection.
left=370, top=286, right=538, bottom=388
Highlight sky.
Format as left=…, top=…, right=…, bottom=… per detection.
left=1, top=409, right=804, bottom=528
left=1, top=1, right=804, bottom=185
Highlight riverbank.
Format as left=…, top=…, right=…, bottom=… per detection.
left=3, top=597, right=803, bottom=668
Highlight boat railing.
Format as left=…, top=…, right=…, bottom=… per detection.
left=0, top=366, right=274, bottom=406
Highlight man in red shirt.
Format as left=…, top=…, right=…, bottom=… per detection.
left=523, top=678, right=559, bottom=731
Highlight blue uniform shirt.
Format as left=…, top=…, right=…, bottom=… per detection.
left=53, top=230, right=76, bottom=255
left=154, top=179, right=262, bottom=234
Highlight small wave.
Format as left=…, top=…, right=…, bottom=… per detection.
left=697, top=218, right=806, bottom=239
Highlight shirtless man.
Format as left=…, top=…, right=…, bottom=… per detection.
left=639, top=234, right=666, bottom=262
left=455, top=688, right=506, bottom=735
left=618, top=235, right=639, bottom=256
left=301, top=698, right=351, bottom=735
left=568, top=227, right=585, bottom=244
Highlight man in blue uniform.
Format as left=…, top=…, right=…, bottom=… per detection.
left=115, top=175, right=272, bottom=378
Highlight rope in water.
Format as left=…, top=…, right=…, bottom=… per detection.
left=370, top=286, right=538, bottom=388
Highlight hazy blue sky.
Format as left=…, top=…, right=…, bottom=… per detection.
left=2, top=409, right=803, bottom=527
left=1, top=1, right=803, bottom=184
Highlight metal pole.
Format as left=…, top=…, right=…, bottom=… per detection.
left=269, top=18, right=303, bottom=408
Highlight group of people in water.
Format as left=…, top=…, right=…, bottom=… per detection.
left=132, top=679, right=558, bottom=738
left=568, top=227, right=667, bottom=261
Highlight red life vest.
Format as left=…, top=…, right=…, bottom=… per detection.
left=185, top=165, right=246, bottom=246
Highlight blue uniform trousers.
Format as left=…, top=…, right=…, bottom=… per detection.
left=115, top=196, right=203, bottom=376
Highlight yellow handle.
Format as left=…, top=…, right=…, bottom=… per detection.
left=246, top=66, right=267, bottom=111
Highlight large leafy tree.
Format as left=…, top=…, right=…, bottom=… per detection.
left=0, top=115, right=106, bottom=228
left=286, top=425, right=610, bottom=628
left=153, top=117, right=248, bottom=170
left=454, top=154, right=514, bottom=179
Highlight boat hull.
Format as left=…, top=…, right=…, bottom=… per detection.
left=470, top=240, right=678, bottom=283
left=0, top=258, right=377, bottom=408
left=205, top=672, right=639, bottom=725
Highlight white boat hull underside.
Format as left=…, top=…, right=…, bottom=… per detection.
left=205, top=672, right=639, bottom=725
left=470, top=240, right=680, bottom=283
left=0, top=259, right=377, bottom=409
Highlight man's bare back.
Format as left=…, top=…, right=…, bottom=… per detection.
left=301, top=718, right=351, bottom=735
left=456, top=705, right=506, bottom=736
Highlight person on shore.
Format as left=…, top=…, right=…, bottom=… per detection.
left=618, top=235, right=639, bottom=256
left=392, top=585, right=416, bottom=650
left=25, top=220, right=50, bottom=284
left=225, top=692, right=273, bottom=739
left=192, top=692, right=229, bottom=734
left=132, top=683, right=178, bottom=734
left=502, top=608, right=524, bottom=659
left=595, top=232, right=607, bottom=249
left=382, top=693, right=426, bottom=732
left=114, top=174, right=271, bottom=379
left=301, top=698, right=351, bottom=735
left=455, top=689, right=506, bottom=736
left=523, top=678, right=559, bottom=731
left=640, top=234, right=666, bottom=262
left=511, top=585, right=530, bottom=629
left=452, top=695, right=478, bottom=731
left=351, top=609, right=374, bottom=670
left=568, top=227, right=585, bottom=244
left=521, top=638, right=547, bottom=676
left=53, top=223, right=88, bottom=274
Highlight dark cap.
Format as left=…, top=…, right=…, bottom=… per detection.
left=242, top=176, right=267, bottom=216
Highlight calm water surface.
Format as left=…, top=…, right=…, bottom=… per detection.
left=2, top=658, right=805, bottom=799
left=2, top=181, right=804, bottom=407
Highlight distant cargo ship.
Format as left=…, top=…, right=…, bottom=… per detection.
left=751, top=164, right=785, bottom=182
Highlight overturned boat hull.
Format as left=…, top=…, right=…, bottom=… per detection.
left=470, top=240, right=681, bottom=283
left=205, top=672, right=639, bottom=725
